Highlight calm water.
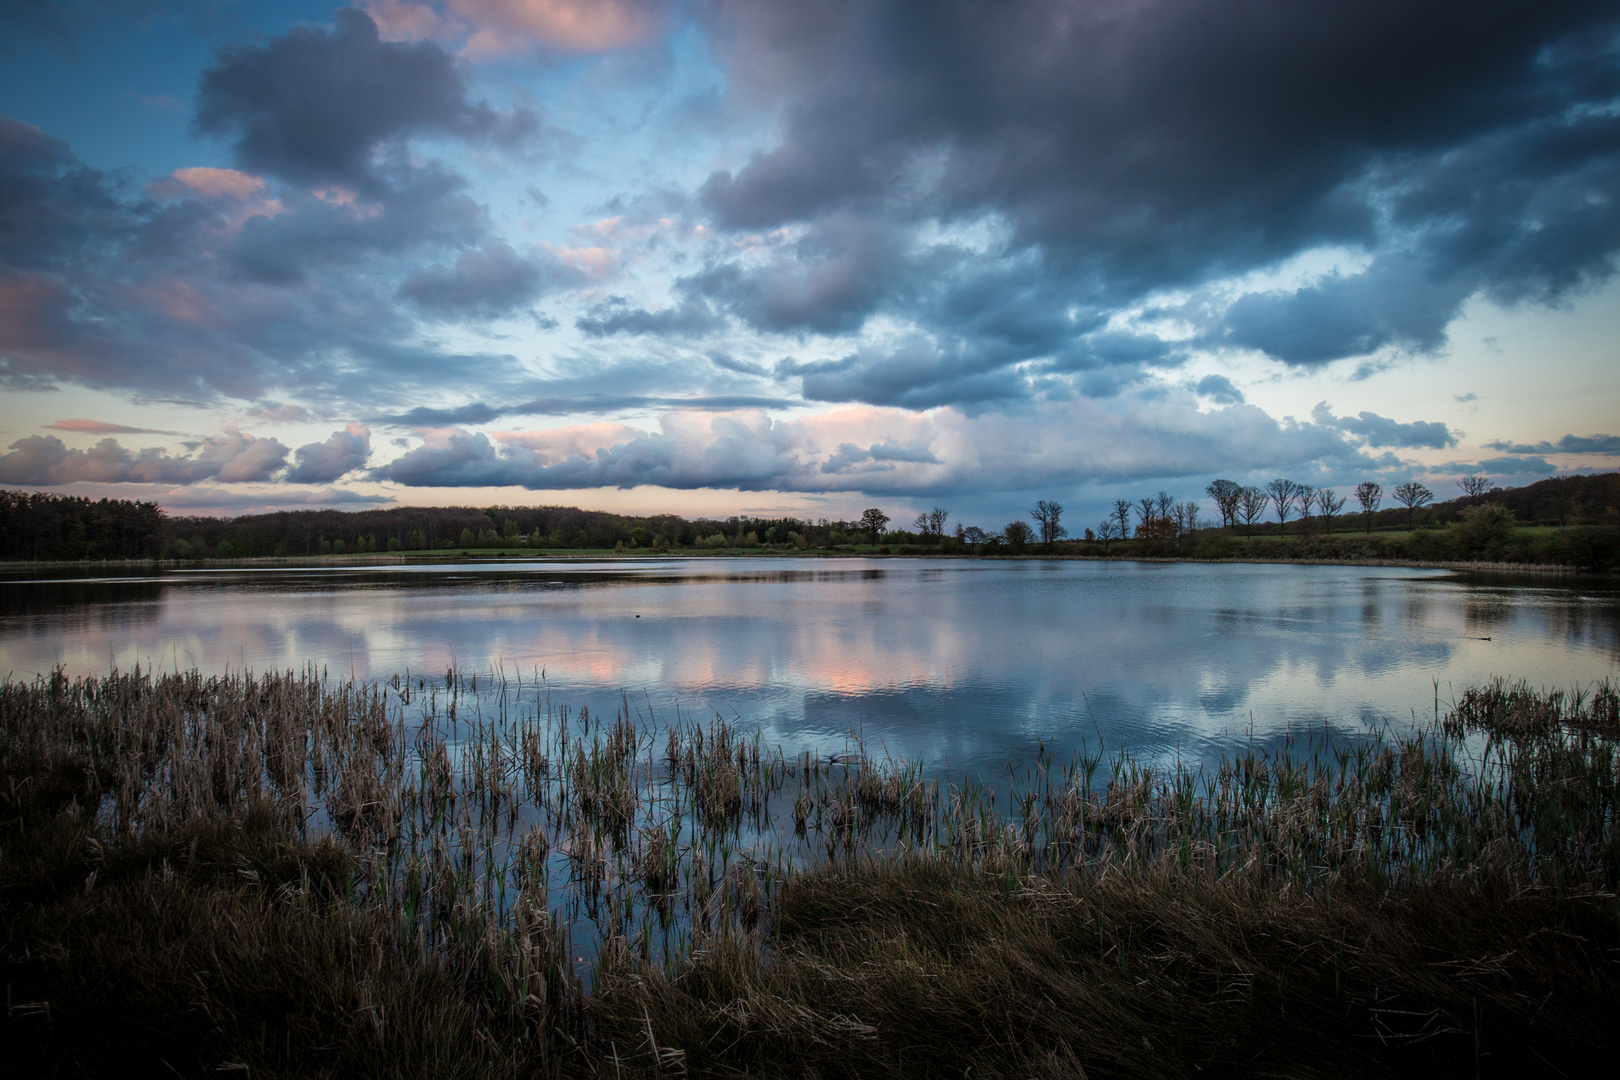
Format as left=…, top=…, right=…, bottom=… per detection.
left=3, top=558, right=1617, bottom=773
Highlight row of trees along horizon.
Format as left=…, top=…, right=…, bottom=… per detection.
left=2, top=470, right=1618, bottom=568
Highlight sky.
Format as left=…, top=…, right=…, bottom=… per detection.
left=2, top=0, right=1618, bottom=531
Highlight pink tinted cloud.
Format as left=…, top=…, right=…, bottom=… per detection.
left=171, top=167, right=266, bottom=200
left=364, top=0, right=661, bottom=54
left=45, top=419, right=186, bottom=436
left=0, top=430, right=290, bottom=486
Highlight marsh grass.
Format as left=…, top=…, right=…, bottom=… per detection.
left=3, top=666, right=1618, bottom=1076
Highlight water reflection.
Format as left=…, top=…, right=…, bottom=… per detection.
left=2, top=559, right=1616, bottom=775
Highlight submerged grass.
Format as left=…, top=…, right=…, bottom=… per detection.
left=2, top=667, right=1618, bottom=1076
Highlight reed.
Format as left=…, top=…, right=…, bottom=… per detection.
left=3, top=665, right=1617, bottom=1075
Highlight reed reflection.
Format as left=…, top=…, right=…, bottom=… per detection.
left=2, top=560, right=1616, bottom=773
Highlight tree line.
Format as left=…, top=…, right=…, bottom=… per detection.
left=3, top=470, right=1616, bottom=564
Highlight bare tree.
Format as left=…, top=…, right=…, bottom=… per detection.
left=962, top=525, right=988, bottom=551
left=1315, top=488, right=1346, bottom=533
left=1095, top=518, right=1119, bottom=551
left=1205, top=479, right=1241, bottom=530
left=1155, top=491, right=1175, bottom=522
left=1172, top=502, right=1200, bottom=553
left=859, top=508, right=890, bottom=545
left=1135, top=496, right=1157, bottom=536
left=1392, top=481, right=1434, bottom=528
left=1265, top=478, right=1305, bottom=536
left=1458, top=475, right=1494, bottom=506
left=1112, top=499, right=1133, bottom=543
left=1295, top=484, right=1315, bottom=530
left=929, top=506, right=950, bottom=539
left=1030, top=500, right=1065, bottom=546
left=1237, top=486, right=1269, bottom=537
left=1355, top=481, right=1383, bottom=534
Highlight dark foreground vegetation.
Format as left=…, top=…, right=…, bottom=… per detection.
left=3, top=666, right=1619, bottom=1077
left=4, top=469, right=1618, bottom=569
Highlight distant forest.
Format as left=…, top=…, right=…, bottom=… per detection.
left=1, top=470, right=1617, bottom=567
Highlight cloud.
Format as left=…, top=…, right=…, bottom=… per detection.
left=1469, top=455, right=1558, bottom=475
left=287, top=423, right=372, bottom=483
left=155, top=167, right=267, bottom=201
left=0, top=113, right=492, bottom=403
left=247, top=403, right=312, bottom=423
left=685, top=0, right=1620, bottom=388
left=1193, top=375, right=1244, bottom=405
left=575, top=295, right=724, bottom=337
left=362, top=0, right=664, bottom=55
left=0, top=430, right=288, bottom=485
left=194, top=8, right=535, bottom=194
left=223, top=164, right=484, bottom=285
left=1484, top=433, right=1620, bottom=455
left=368, top=393, right=795, bottom=426
left=683, top=215, right=909, bottom=334
left=397, top=240, right=584, bottom=318
left=1310, top=403, right=1457, bottom=449
left=44, top=419, right=185, bottom=436
left=374, top=396, right=1391, bottom=496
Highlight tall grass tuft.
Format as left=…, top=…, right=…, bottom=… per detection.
left=4, top=665, right=1619, bottom=1075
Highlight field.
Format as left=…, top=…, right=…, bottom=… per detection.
left=3, top=667, right=1618, bottom=1076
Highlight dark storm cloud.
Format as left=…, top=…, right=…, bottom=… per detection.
left=226, top=166, right=484, bottom=284
left=0, top=110, right=521, bottom=407
left=194, top=8, right=535, bottom=194
left=1310, top=404, right=1457, bottom=450
left=1194, top=375, right=1244, bottom=406
left=369, top=393, right=796, bottom=427
left=575, top=295, right=724, bottom=337
left=688, top=0, right=1620, bottom=391
left=782, top=337, right=1027, bottom=410
left=286, top=423, right=371, bottom=483
left=684, top=215, right=909, bottom=334
left=1485, top=434, right=1620, bottom=455
left=0, top=117, right=131, bottom=271
left=397, top=241, right=583, bottom=319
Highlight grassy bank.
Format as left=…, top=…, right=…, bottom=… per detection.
left=4, top=669, right=1618, bottom=1076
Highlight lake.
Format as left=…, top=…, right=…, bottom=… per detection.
left=3, top=558, right=1617, bottom=774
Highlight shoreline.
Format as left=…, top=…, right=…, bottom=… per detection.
left=0, top=549, right=1593, bottom=576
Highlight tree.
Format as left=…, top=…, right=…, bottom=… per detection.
left=1095, top=518, right=1119, bottom=551
left=1135, top=497, right=1157, bottom=536
left=1155, top=491, right=1175, bottom=523
left=1237, top=486, right=1269, bottom=537
left=1393, top=481, right=1434, bottom=528
left=1265, top=478, right=1305, bottom=536
left=1205, top=479, right=1241, bottom=530
left=1548, top=475, right=1577, bottom=526
left=1175, top=501, right=1200, bottom=534
left=1294, top=484, right=1315, bottom=530
left=929, top=506, right=950, bottom=540
left=1315, top=488, right=1346, bottom=533
left=1355, top=481, right=1383, bottom=533
left=1030, top=500, right=1065, bottom=546
left=1458, top=474, right=1494, bottom=506
left=1112, top=499, right=1133, bottom=542
left=1003, top=520, right=1034, bottom=553
left=962, top=525, right=988, bottom=551
left=859, top=508, right=890, bottom=544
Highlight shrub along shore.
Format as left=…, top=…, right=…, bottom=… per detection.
left=3, top=667, right=1618, bottom=1077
